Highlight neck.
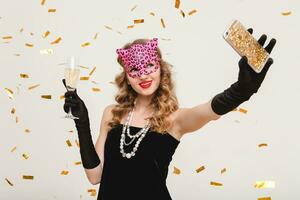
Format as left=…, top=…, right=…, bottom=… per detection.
left=134, top=95, right=154, bottom=114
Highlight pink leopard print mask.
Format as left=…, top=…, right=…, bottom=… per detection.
left=116, top=38, right=160, bottom=78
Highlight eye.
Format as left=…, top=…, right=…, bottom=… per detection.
left=147, top=63, right=154, bottom=68
left=129, top=67, right=138, bottom=72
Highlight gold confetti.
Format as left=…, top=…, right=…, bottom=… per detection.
left=254, top=181, right=275, bottom=189
left=41, top=95, right=51, bottom=99
left=74, top=161, right=82, bottom=165
left=20, top=28, right=24, bottom=32
left=16, top=116, right=19, bottom=123
left=188, top=9, right=197, bottom=16
left=89, top=67, right=96, bottom=76
left=127, top=25, right=134, bottom=29
left=25, top=129, right=30, bottom=133
left=104, top=25, right=112, bottom=30
left=281, top=11, right=292, bottom=16
left=180, top=9, right=185, bottom=17
left=22, top=153, right=29, bottom=160
left=92, top=88, right=101, bottom=92
left=51, top=37, right=62, bottom=45
left=221, top=168, right=226, bottom=174
left=30, top=32, right=34, bottom=36
left=210, top=181, right=223, bottom=186
left=10, top=146, right=17, bottom=152
left=175, top=0, right=180, bottom=9
left=149, top=12, right=155, bottom=16
left=258, top=143, right=268, bottom=148
left=48, top=9, right=56, bottom=12
left=40, top=48, right=54, bottom=54
left=20, top=73, right=29, bottom=78
left=81, top=42, right=90, bottom=47
left=28, top=84, right=40, bottom=90
left=134, top=19, right=144, bottom=24
left=88, top=189, right=97, bottom=196
left=131, top=5, right=137, bottom=11
left=25, top=43, right=34, bottom=47
left=60, top=95, right=65, bottom=100
left=23, top=175, right=34, bottom=180
left=11, top=108, right=16, bottom=114
left=173, top=166, right=181, bottom=174
left=43, top=31, right=50, bottom=38
left=5, top=88, right=14, bottom=99
left=75, top=139, right=80, bottom=148
left=258, top=197, right=271, bottom=200
left=41, top=0, right=46, bottom=6
left=61, top=170, right=69, bottom=175
left=66, top=140, right=72, bottom=147
left=79, top=65, right=89, bottom=69
left=238, top=108, right=247, bottom=114
left=14, top=53, right=21, bottom=56
left=2, top=36, right=13, bottom=39
left=160, top=18, right=166, bottom=28
left=80, top=77, right=90, bottom=81
left=196, top=166, right=205, bottom=173
left=93, top=33, right=99, bottom=40
left=5, top=178, right=14, bottom=186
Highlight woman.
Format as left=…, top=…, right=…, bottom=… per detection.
left=63, top=32, right=276, bottom=199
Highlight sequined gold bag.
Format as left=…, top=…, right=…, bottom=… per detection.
left=223, top=20, right=270, bottom=73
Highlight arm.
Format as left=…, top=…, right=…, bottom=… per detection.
left=175, top=30, right=276, bottom=136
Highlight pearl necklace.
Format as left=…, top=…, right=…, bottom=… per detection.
left=120, top=107, right=151, bottom=159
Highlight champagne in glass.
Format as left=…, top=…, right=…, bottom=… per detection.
left=64, top=56, right=80, bottom=119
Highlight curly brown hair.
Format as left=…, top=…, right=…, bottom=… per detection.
left=108, top=38, right=179, bottom=134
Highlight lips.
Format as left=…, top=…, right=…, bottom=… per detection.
left=139, top=80, right=152, bottom=89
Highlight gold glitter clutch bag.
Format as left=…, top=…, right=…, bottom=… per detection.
left=223, top=20, right=270, bottom=73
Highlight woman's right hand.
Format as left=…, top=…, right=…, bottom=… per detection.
left=62, top=79, right=90, bottom=126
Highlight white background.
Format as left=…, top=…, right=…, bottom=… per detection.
left=1, top=0, right=299, bottom=199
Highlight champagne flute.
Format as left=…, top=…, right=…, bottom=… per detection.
left=64, top=56, right=80, bottom=119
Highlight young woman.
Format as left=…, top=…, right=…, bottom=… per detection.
left=62, top=31, right=276, bottom=199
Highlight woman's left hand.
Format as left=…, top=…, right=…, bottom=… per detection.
left=237, top=28, right=277, bottom=96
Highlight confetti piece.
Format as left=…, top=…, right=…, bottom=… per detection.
left=117, top=31, right=122, bottom=35
left=180, top=10, right=185, bottom=17
left=173, top=166, right=181, bottom=174
left=127, top=25, right=134, bottom=29
left=5, top=88, right=14, bottom=99
left=74, top=161, right=82, bottom=165
left=48, top=9, right=56, bottom=12
left=281, top=11, right=292, bottom=16
left=66, top=140, right=72, bottom=147
left=258, top=143, right=268, bottom=148
left=11, top=108, right=16, bottom=114
left=79, top=65, right=89, bottom=69
left=10, top=146, right=17, bottom=152
left=92, top=88, right=101, bottom=92
left=196, top=166, right=205, bottom=173
left=254, top=181, right=275, bottom=189
left=22, top=153, right=29, bottom=160
left=25, top=129, right=30, bottom=133
left=221, top=168, right=226, bottom=174
left=258, top=197, right=271, bottom=200
left=160, top=18, right=166, bottom=28
left=210, top=181, right=223, bottom=186
left=93, top=33, right=99, bottom=40
left=104, top=25, right=112, bottom=30
left=92, top=81, right=99, bottom=85
left=2, top=36, right=13, bottom=39
left=28, top=84, right=40, bottom=90
left=51, top=37, right=62, bottom=45
left=20, top=28, right=24, bottom=32
left=60, top=95, right=65, bottom=100
left=75, top=139, right=80, bottom=148
left=16, top=116, right=19, bottom=123
left=80, top=77, right=90, bottom=81
left=88, top=189, right=97, bottom=197
left=134, top=19, right=144, bottom=24
left=43, top=31, right=50, bottom=38
left=69, top=130, right=74, bottom=133
left=175, top=0, right=180, bottom=9
left=131, top=5, right=137, bottom=11
left=41, top=0, right=46, bottom=6
left=61, top=170, right=69, bottom=175
left=23, top=175, right=34, bottom=180
left=5, top=178, right=14, bottom=186
left=81, top=42, right=90, bottom=47
left=14, top=54, right=21, bottom=56
left=149, top=12, right=155, bottom=16
left=41, top=95, right=51, bottom=99
left=238, top=108, right=247, bottom=114
left=89, top=67, right=96, bottom=76
left=25, top=43, right=34, bottom=47
left=188, top=9, right=197, bottom=16
left=30, top=32, right=34, bottom=36
left=40, top=48, right=54, bottom=54
left=20, top=73, right=29, bottom=78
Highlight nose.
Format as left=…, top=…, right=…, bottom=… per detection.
left=139, top=73, right=148, bottom=80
